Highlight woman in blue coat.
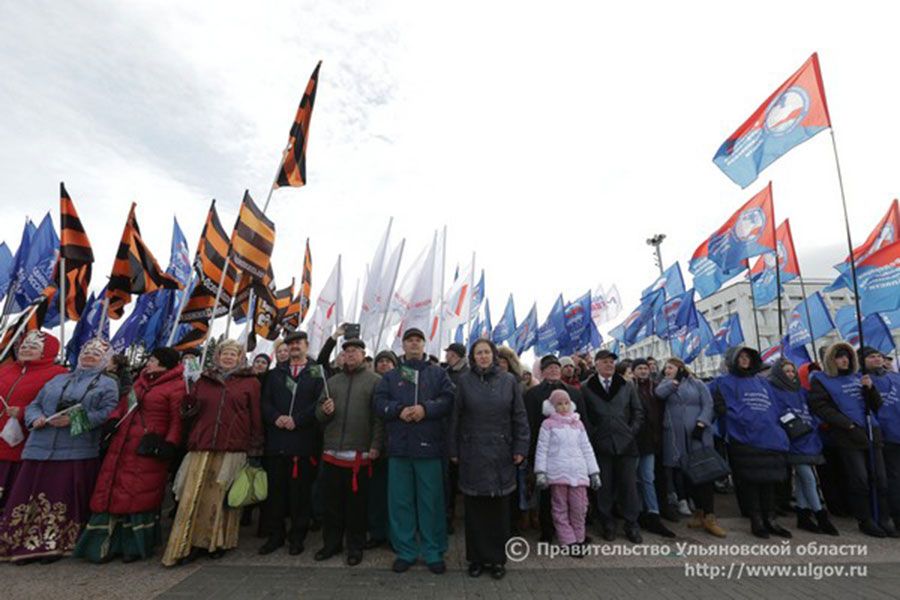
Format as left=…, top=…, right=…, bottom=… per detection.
left=712, top=346, right=791, bottom=539
left=767, top=359, right=838, bottom=536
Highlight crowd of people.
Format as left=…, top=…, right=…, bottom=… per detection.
left=0, top=324, right=898, bottom=579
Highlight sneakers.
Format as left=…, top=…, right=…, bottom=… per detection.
left=702, top=513, right=727, bottom=538
left=677, top=499, right=692, bottom=516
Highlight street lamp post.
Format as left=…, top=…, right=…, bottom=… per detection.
left=646, top=233, right=673, bottom=359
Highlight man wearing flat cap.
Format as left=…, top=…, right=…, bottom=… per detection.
left=523, top=354, right=588, bottom=543
left=258, top=330, right=324, bottom=556
left=374, top=327, right=456, bottom=575
left=314, top=338, right=383, bottom=566
left=582, top=349, right=645, bottom=544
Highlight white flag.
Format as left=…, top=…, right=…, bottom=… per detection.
left=307, top=256, right=343, bottom=356
left=391, top=233, right=438, bottom=354
left=604, top=285, right=622, bottom=323
left=359, top=219, right=392, bottom=338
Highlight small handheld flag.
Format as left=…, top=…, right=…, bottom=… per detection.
left=400, top=365, right=419, bottom=405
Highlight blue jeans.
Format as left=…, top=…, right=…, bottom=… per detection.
left=794, top=464, right=822, bottom=511
left=637, top=454, right=659, bottom=514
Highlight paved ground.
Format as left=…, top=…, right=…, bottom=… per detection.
left=2, top=494, right=899, bottom=599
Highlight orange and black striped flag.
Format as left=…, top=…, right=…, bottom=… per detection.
left=245, top=278, right=293, bottom=351
left=106, top=203, right=182, bottom=319
left=173, top=320, right=208, bottom=352
left=274, top=61, right=321, bottom=189
left=47, top=183, right=94, bottom=320
left=229, top=190, right=275, bottom=281
left=0, top=294, right=50, bottom=359
left=180, top=200, right=238, bottom=323
left=283, top=239, right=312, bottom=331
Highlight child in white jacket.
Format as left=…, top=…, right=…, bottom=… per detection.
left=534, top=389, right=600, bottom=549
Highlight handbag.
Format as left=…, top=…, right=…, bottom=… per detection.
left=135, top=405, right=175, bottom=460
left=780, top=412, right=813, bottom=440
left=680, top=433, right=730, bottom=485
left=227, top=465, right=268, bottom=508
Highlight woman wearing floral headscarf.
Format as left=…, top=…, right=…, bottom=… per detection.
left=0, top=332, right=68, bottom=510
left=0, top=338, right=119, bottom=563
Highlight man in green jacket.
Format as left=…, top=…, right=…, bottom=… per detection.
left=314, top=338, right=384, bottom=566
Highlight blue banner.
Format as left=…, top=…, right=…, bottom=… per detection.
left=787, top=292, right=835, bottom=349
left=492, top=294, right=516, bottom=345
left=706, top=313, right=745, bottom=357
left=512, top=303, right=538, bottom=355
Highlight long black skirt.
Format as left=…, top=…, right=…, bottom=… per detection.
left=464, top=494, right=510, bottom=565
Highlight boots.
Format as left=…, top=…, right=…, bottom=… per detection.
left=764, top=515, right=792, bottom=538
left=687, top=510, right=704, bottom=529
left=702, top=513, right=727, bottom=538
left=644, top=513, right=676, bottom=538
left=858, top=518, right=887, bottom=538
left=815, top=510, right=839, bottom=536
left=796, top=508, right=820, bottom=533
left=750, top=513, right=769, bottom=539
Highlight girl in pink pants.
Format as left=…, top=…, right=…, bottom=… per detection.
left=534, top=389, right=601, bottom=549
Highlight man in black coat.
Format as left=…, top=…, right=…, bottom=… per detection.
left=523, top=355, right=588, bottom=543
left=582, top=350, right=644, bottom=543
left=258, top=330, right=324, bottom=555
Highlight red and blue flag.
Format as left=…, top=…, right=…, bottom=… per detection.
left=749, top=219, right=800, bottom=306
left=855, top=240, right=900, bottom=316
left=689, top=238, right=743, bottom=298
left=706, top=183, right=777, bottom=272
left=713, top=53, right=830, bottom=188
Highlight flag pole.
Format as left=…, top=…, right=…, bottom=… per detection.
left=200, top=257, right=231, bottom=368
left=375, top=239, right=405, bottom=352
left=98, top=296, right=111, bottom=341
left=829, top=130, right=866, bottom=349
left=795, top=275, right=819, bottom=363
left=0, top=303, right=41, bottom=364
left=165, top=269, right=196, bottom=346
left=829, top=128, right=878, bottom=521
left=745, top=267, right=762, bottom=349
left=58, top=257, right=66, bottom=363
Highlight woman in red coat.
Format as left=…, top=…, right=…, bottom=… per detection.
left=0, top=331, right=67, bottom=509
left=74, top=348, right=184, bottom=563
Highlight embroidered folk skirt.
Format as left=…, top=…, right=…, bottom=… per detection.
left=0, top=458, right=101, bottom=562
left=73, top=511, right=161, bottom=563
left=161, top=450, right=245, bottom=566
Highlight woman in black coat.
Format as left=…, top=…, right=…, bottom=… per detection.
left=449, top=339, right=530, bottom=580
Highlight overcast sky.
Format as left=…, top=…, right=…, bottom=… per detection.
left=1, top=1, right=898, bottom=342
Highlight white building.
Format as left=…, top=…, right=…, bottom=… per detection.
left=614, top=278, right=900, bottom=379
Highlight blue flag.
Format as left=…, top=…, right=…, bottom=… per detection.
left=470, top=270, right=485, bottom=319
left=536, top=295, right=569, bottom=355
left=66, top=288, right=109, bottom=366
left=880, top=308, right=900, bottom=331
left=642, top=263, right=685, bottom=301
left=671, top=313, right=713, bottom=364
left=512, top=303, right=538, bottom=355
left=156, top=218, right=193, bottom=349
left=562, top=291, right=593, bottom=353
left=454, top=324, right=464, bottom=344
left=618, top=292, right=662, bottom=346
left=589, top=319, right=603, bottom=350
left=15, top=214, right=59, bottom=323
left=763, top=336, right=812, bottom=367
left=706, top=313, right=745, bottom=357
left=610, top=339, right=620, bottom=356
left=836, top=306, right=896, bottom=355
left=787, top=292, right=835, bottom=349
left=655, top=289, right=698, bottom=340
left=492, top=294, right=516, bottom=345
left=5, top=219, right=36, bottom=313
left=0, top=242, right=13, bottom=303
left=690, top=240, right=743, bottom=299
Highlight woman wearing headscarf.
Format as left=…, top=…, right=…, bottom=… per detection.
left=449, top=339, right=529, bottom=580
left=767, top=358, right=838, bottom=535
left=0, top=332, right=68, bottom=511
left=656, top=358, right=724, bottom=537
left=161, top=340, right=263, bottom=566
left=75, top=347, right=186, bottom=563
left=808, top=342, right=893, bottom=538
left=712, top=346, right=791, bottom=539
left=0, top=338, right=119, bottom=563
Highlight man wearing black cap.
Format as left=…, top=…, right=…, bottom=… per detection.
left=258, top=330, right=324, bottom=555
left=444, top=343, right=469, bottom=384
left=523, top=354, right=588, bottom=543
left=314, top=338, right=383, bottom=566
left=582, top=349, right=645, bottom=543
left=374, top=327, right=455, bottom=574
